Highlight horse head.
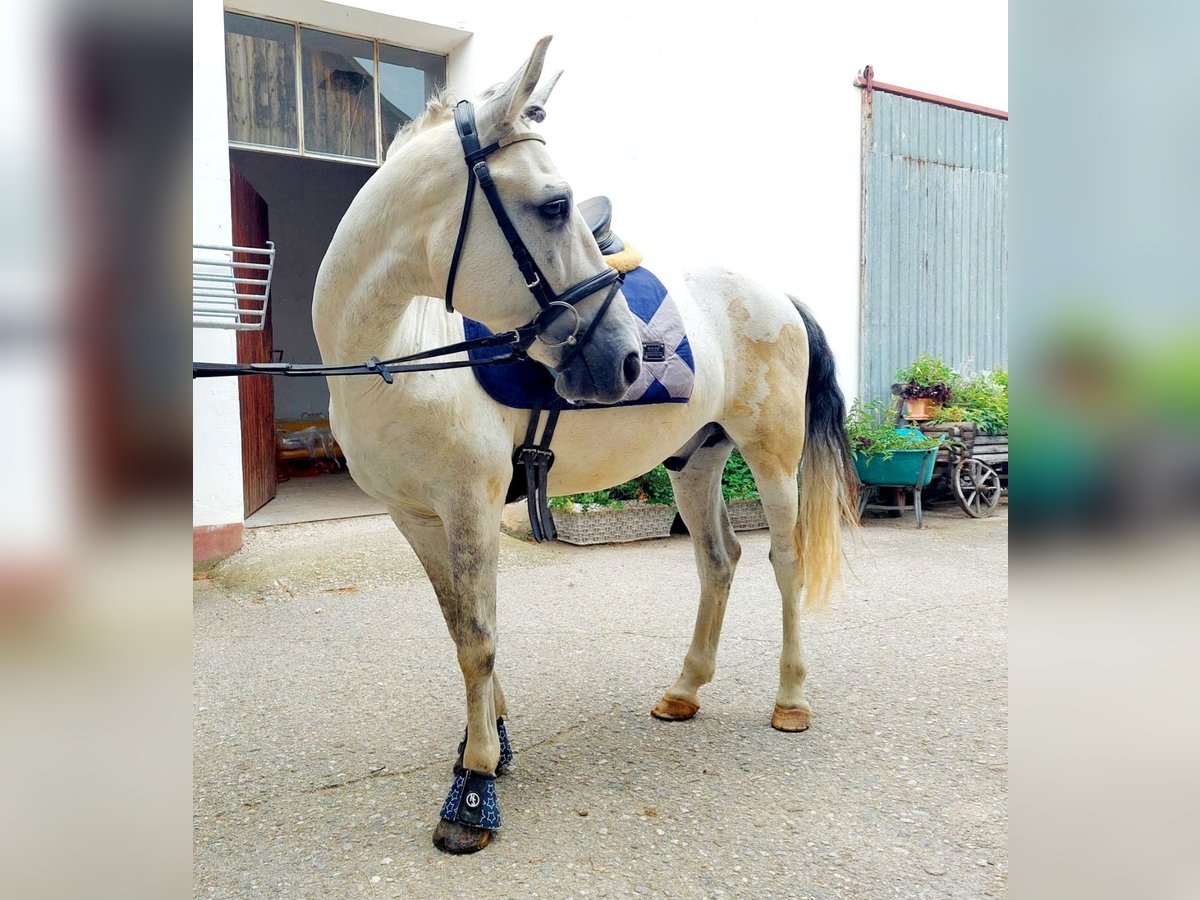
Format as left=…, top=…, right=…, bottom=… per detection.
left=383, top=36, right=642, bottom=404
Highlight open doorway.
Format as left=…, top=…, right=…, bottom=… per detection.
left=230, top=149, right=385, bottom=526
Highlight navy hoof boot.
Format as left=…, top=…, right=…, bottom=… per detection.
left=440, top=765, right=499, bottom=821
left=497, top=717, right=514, bottom=772
left=435, top=765, right=500, bottom=854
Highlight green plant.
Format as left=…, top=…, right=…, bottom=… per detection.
left=643, top=464, right=676, bottom=506
left=549, top=449, right=765, bottom=510
left=896, top=354, right=956, bottom=387
left=930, top=404, right=969, bottom=424
left=895, top=354, right=955, bottom=404
left=548, top=489, right=624, bottom=510
left=948, top=369, right=1008, bottom=434
left=897, top=357, right=1008, bottom=434
left=549, top=464, right=676, bottom=510
left=846, top=400, right=942, bottom=459
left=720, top=450, right=758, bottom=501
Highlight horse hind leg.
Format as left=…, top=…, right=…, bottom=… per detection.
left=652, top=437, right=741, bottom=721
left=734, top=444, right=813, bottom=732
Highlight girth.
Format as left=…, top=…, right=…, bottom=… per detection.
left=513, top=397, right=563, bottom=542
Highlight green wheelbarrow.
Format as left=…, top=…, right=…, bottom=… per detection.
left=853, top=430, right=944, bottom=528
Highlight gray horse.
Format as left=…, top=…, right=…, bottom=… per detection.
left=313, top=36, right=857, bottom=853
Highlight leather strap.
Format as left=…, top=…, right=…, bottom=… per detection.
left=515, top=396, right=562, bottom=542
left=444, top=164, right=477, bottom=314
left=192, top=322, right=539, bottom=382
left=557, top=274, right=624, bottom=372
left=473, top=158, right=556, bottom=309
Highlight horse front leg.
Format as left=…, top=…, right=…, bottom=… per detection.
left=391, top=502, right=507, bottom=854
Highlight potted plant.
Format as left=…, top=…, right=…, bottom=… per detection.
left=547, top=466, right=677, bottom=545
left=509, top=450, right=771, bottom=544
left=894, top=355, right=955, bottom=421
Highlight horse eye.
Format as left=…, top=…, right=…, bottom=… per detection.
left=540, top=199, right=570, bottom=220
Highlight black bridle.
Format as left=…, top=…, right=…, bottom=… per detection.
left=193, top=99, right=622, bottom=383
left=444, top=99, right=623, bottom=368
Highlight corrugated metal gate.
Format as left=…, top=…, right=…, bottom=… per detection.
left=859, top=71, right=1008, bottom=401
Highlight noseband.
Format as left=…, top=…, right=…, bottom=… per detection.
left=443, top=100, right=623, bottom=367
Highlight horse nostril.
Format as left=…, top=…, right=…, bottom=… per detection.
left=623, top=350, right=642, bottom=385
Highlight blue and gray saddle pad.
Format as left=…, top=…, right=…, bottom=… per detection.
left=463, top=266, right=694, bottom=409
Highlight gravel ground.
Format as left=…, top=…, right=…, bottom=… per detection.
left=194, top=504, right=1007, bottom=898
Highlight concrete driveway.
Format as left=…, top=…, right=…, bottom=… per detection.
left=194, top=505, right=1007, bottom=898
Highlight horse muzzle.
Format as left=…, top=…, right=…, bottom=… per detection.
left=553, top=329, right=642, bottom=404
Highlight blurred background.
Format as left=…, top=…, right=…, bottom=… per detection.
left=1011, top=1, right=1200, bottom=897
left=0, top=0, right=1197, bottom=896
left=0, top=2, right=191, bottom=898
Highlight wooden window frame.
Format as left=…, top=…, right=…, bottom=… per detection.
left=224, top=12, right=445, bottom=167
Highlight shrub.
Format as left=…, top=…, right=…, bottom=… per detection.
left=549, top=450, right=762, bottom=509
left=896, top=354, right=956, bottom=387
left=936, top=368, right=1008, bottom=434
left=720, top=450, right=758, bottom=501
left=548, top=465, right=672, bottom=510
left=895, top=353, right=1009, bottom=435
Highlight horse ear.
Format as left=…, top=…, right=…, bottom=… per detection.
left=481, top=35, right=552, bottom=133
left=523, top=69, right=562, bottom=123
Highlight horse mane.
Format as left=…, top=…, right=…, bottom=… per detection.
left=385, top=85, right=459, bottom=159
left=387, top=83, right=518, bottom=160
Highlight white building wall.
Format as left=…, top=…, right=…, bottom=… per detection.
left=196, top=0, right=1006, bottom=521
left=193, top=1, right=243, bottom=529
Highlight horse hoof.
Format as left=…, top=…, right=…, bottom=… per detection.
left=771, top=704, right=811, bottom=732
left=651, top=695, right=700, bottom=721
left=433, top=819, right=492, bottom=854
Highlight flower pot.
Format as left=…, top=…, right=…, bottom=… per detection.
left=900, top=398, right=937, bottom=420
left=551, top=501, right=676, bottom=545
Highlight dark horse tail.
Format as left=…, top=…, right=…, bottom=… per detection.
left=791, top=298, right=859, bottom=609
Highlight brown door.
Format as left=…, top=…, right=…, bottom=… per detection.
left=230, top=164, right=276, bottom=516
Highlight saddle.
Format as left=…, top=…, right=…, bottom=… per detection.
left=579, top=196, right=625, bottom=255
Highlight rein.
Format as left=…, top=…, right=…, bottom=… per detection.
left=192, top=324, right=539, bottom=383
left=192, top=99, right=622, bottom=383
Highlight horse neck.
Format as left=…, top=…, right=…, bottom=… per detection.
left=314, top=210, right=456, bottom=366
left=315, top=153, right=459, bottom=365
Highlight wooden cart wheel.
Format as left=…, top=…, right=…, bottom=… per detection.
left=953, top=458, right=1002, bottom=518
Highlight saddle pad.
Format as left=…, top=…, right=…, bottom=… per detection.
left=463, top=266, right=694, bottom=410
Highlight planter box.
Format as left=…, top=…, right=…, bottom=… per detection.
left=726, top=497, right=768, bottom=531
left=552, top=501, right=676, bottom=545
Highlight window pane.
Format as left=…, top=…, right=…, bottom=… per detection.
left=379, top=45, right=447, bottom=146
left=224, top=14, right=298, bottom=150
left=301, top=28, right=376, bottom=160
